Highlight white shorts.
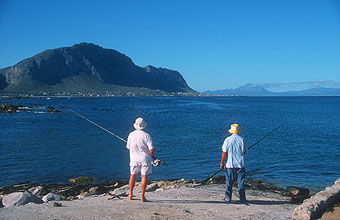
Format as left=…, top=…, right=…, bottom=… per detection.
left=130, top=163, right=152, bottom=175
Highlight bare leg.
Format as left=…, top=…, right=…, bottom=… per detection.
left=141, top=174, right=148, bottom=202
left=128, top=174, right=137, bottom=200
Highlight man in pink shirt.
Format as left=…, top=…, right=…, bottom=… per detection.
left=126, top=118, right=155, bottom=202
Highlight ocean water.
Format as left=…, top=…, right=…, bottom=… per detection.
left=1, top=96, right=339, bottom=193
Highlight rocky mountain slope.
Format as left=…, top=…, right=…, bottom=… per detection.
left=0, top=43, right=196, bottom=95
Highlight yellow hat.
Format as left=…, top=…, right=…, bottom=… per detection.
left=228, top=124, right=241, bottom=134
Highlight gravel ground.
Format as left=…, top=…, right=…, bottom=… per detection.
left=0, top=184, right=298, bottom=220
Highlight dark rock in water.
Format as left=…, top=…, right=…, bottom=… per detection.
left=287, top=186, right=310, bottom=203
left=287, top=186, right=310, bottom=197
left=0, top=103, right=61, bottom=113
left=69, top=176, right=97, bottom=183
left=0, top=103, right=21, bottom=113
left=45, top=106, right=61, bottom=113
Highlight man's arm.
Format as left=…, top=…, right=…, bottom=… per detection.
left=220, top=152, right=227, bottom=169
left=243, top=139, right=247, bottom=155
left=150, top=149, right=155, bottom=157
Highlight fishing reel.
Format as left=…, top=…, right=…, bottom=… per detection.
left=151, top=159, right=160, bottom=167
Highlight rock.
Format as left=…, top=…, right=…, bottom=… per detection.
left=53, top=202, right=62, bottom=207
left=146, top=183, right=159, bottom=192
left=187, top=183, right=202, bottom=188
left=77, top=191, right=91, bottom=199
left=287, top=186, right=310, bottom=202
left=157, top=181, right=167, bottom=189
left=46, top=106, right=61, bottom=113
left=110, top=184, right=131, bottom=196
left=2, top=192, right=43, bottom=207
left=29, top=186, right=44, bottom=196
left=287, top=186, right=310, bottom=197
left=66, top=196, right=76, bottom=201
left=11, top=182, right=36, bottom=191
left=89, top=186, right=107, bottom=195
left=0, top=103, right=20, bottom=113
left=184, top=208, right=191, bottom=213
left=42, top=193, right=63, bottom=202
left=212, top=175, right=225, bottom=184
left=69, top=176, right=97, bottom=183
left=292, top=178, right=340, bottom=220
left=0, top=195, right=3, bottom=208
left=0, top=186, right=11, bottom=195
left=155, top=179, right=202, bottom=190
left=176, top=178, right=191, bottom=184
left=54, top=185, right=83, bottom=197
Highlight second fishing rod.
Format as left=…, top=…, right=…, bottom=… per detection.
left=201, top=125, right=280, bottom=183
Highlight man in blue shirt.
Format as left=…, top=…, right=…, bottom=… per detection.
left=220, top=123, right=247, bottom=202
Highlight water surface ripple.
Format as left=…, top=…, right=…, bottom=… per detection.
left=1, top=96, right=339, bottom=193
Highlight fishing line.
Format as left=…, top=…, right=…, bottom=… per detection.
left=60, top=105, right=127, bottom=143
left=60, top=105, right=168, bottom=166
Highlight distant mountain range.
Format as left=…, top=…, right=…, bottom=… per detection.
left=204, top=83, right=340, bottom=96
left=0, top=43, right=197, bottom=95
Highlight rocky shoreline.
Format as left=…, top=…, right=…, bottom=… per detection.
left=293, top=178, right=340, bottom=220
left=0, top=102, right=61, bottom=113
left=0, top=177, right=303, bottom=220
left=0, top=176, right=310, bottom=208
left=2, top=177, right=340, bottom=220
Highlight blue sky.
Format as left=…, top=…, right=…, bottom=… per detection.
left=0, top=0, right=339, bottom=92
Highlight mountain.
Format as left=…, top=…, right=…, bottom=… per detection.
left=0, top=43, right=197, bottom=95
left=204, top=84, right=275, bottom=96
left=278, top=87, right=340, bottom=96
left=204, top=84, right=340, bottom=96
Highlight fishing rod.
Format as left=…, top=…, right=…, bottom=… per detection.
left=201, top=168, right=224, bottom=183
left=201, top=125, right=281, bottom=183
left=248, top=125, right=280, bottom=150
left=59, top=105, right=168, bottom=166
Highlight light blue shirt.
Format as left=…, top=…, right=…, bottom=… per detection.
left=221, top=134, right=247, bottom=168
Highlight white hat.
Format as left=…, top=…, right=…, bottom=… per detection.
left=228, top=123, right=241, bottom=134
left=134, top=117, right=147, bottom=130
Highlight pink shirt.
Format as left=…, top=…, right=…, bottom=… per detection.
left=126, top=130, right=154, bottom=166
